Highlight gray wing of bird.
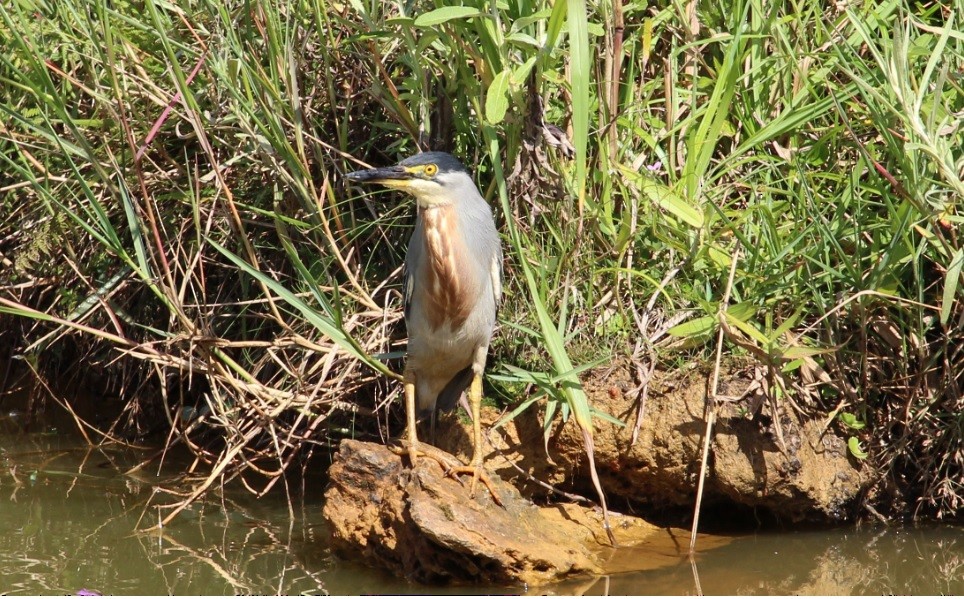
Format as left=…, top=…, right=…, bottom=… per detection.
left=403, top=218, right=423, bottom=323
left=491, top=244, right=503, bottom=308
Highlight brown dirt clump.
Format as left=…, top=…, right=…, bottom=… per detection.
left=436, top=360, right=870, bottom=521
left=322, top=439, right=733, bottom=585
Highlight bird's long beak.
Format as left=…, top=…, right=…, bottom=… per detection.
left=345, top=165, right=413, bottom=186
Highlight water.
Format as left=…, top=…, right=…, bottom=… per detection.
left=589, top=525, right=964, bottom=595
left=1, top=416, right=961, bottom=595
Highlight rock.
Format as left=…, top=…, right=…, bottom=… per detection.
left=323, top=439, right=736, bottom=586
left=322, top=439, right=601, bottom=586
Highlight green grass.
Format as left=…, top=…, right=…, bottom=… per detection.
left=1, top=0, right=962, bottom=519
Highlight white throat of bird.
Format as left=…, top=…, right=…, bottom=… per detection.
left=406, top=178, right=455, bottom=208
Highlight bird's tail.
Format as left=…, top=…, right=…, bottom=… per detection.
left=435, top=366, right=474, bottom=413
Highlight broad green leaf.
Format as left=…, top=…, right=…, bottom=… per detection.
left=638, top=177, right=704, bottom=228
left=772, top=308, right=805, bottom=338
left=779, top=346, right=831, bottom=360
left=510, top=9, right=552, bottom=34
left=668, top=315, right=717, bottom=338
left=940, top=248, right=963, bottom=325
left=669, top=303, right=756, bottom=340
left=485, top=69, right=511, bottom=124
left=727, top=302, right=757, bottom=322
left=506, top=32, right=540, bottom=48
left=413, top=7, right=482, bottom=27
left=708, top=245, right=732, bottom=268
left=724, top=312, right=770, bottom=346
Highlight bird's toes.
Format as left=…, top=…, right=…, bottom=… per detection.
left=450, top=465, right=503, bottom=507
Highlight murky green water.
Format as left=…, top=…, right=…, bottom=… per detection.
left=1, top=415, right=961, bottom=595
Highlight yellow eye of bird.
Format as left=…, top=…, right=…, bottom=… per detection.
left=423, top=164, right=438, bottom=177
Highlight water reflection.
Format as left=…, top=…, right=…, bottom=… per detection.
left=578, top=523, right=964, bottom=595
left=0, top=426, right=378, bottom=595
left=1, top=418, right=962, bottom=595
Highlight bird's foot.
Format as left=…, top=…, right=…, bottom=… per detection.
left=388, top=440, right=503, bottom=506
left=388, top=439, right=463, bottom=478
left=446, top=463, right=503, bottom=507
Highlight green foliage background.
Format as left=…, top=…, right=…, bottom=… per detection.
left=1, top=0, right=962, bottom=517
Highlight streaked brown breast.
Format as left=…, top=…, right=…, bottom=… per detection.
left=420, top=205, right=476, bottom=331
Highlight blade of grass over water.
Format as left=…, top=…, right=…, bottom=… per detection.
left=485, top=126, right=618, bottom=545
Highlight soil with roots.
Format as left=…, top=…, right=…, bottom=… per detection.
left=434, top=359, right=870, bottom=523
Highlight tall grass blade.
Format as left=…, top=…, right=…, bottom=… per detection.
left=567, top=0, right=590, bottom=215
left=485, top=127, right=616, bottom=545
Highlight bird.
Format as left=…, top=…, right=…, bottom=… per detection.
left=345, top=151, right=503, bottom=502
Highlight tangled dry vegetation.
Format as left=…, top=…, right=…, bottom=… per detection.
left=1, top=0, right=962, bottom=522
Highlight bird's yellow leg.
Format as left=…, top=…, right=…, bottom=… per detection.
left=404, top=371, right=419, bottom=465
left=447, top=373, right=503, bottom=506
left=392, top=371, right=461, bottom=473
left=390, top=370, right=502, bottom=506
left=469, top=372, right=484, bottom=480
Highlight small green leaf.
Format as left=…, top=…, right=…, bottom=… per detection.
left=510, top=56, right=538, bottom=87
left=839, top=412, right=866, bottom=430
left=413, top=7, right=482, bottom=27
left=484, top=69, right=511, bottom=124
left=385, top=16, right=415, bottom=27
left=876, top=274, right=900, bottom=296
left=847, top=436, right=868, bottom=459
left=727, top=302, right=757, bottom=322
left=779, top=346, right=830, bottom=360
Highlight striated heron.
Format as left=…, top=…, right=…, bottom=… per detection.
left=346, top=151, right=503, bottom=501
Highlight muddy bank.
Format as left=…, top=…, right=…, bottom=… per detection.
left=435, top=360, right=870, bottom=522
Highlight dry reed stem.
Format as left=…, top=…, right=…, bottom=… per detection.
left=690, top=248, right=739, bottom=554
